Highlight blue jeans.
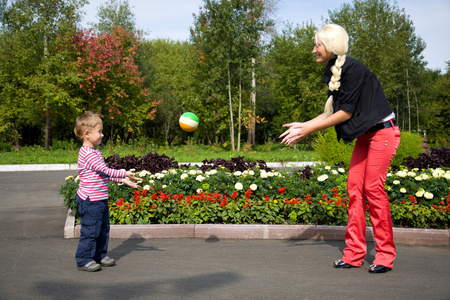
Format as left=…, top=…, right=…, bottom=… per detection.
left=75, top=195, right=110, bottom=267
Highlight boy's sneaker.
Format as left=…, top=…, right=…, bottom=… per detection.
left=100, top=256, right=116, bottom=267
left=77, top=261, right=101, bottom=272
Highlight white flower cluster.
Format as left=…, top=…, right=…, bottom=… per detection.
left=259, top=170, right=282, bottom=179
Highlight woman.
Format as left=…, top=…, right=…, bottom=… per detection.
left=280, top=24, right=401, bottom=274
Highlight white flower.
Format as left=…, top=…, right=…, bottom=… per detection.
left=444, top=173, right=450, bottom=180
left=75, top=176, right=80, bottom=182
left=162, top=170, right=168, bottom=174
left=325, top=166, right=331, bottom=170
left=196, top=189, right=203, bottom=194
left=338, top=168, right=345, bottom=173
left=180, top=173, right=188, bottom=180
left=260, top=171, right=268, bottom=179
left=149, top=180, right=155, bottom=184
left=206, top=170, right=217, bottom=176
left=248, top=170, right=255, bottom=176
left=143, top=185, right=150, bottom=190
left=235, top=182, right=243, bottom=190
left=138, top=170, right=150, bottom=177
left=415, top=189, right=425, bottom=197
left=421, top=174, right=430, bottom=180
left=196, top=170, right=203, bottom=174
left=424, top=192, right=434, bottom=200
left=332, top=170, right=338, bottom=175
left=188, top=170, right=197, bottom=176
left=196, top=175, right=205, bottom=182
left=407, top=171, right=416, bottom=177
left=393, top=180, right=400, bottom=185
left=432, top=169, right=445, bottom=178
left=162, top=185, right=167, bottom=189
left=400, top=188, right=406, bottom=193
left=387, top=173, right=392, bottom=177
left=234, top=171, right=242, bottom=176
left=169, top=169, right=178, bottom=174
left=414, top=176, right=422, bottom=181
left=250, top=184, right=257, bottom=191
left=65, top=175, right=73, bottom=181
left=396, top=171, right=407, bottom=178
left=318, top=174, right=328, bottom=182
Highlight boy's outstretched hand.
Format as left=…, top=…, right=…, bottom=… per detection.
left=122, top=171, right=143, bottom=189
left=121, top=177, right=140, bottom=188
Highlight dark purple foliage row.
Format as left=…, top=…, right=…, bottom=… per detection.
left=401, top=148, right=450, bottom=169
left=105, top=152, right=179, bottom=174
left=105, top=153, right=273, bottom=173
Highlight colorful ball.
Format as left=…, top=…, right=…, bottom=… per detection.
left=179, top=112, right=199, bottom=132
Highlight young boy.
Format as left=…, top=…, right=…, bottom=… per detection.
left=74, top=111, right=142, bottom=272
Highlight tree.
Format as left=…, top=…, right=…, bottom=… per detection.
left=432, top=63, right=450, bottom=145
left=0, top=0, right=87, bottom=149
left=67, top=27, right=160, bottom=142
left=265, top=22, right=324, bottom=147
left=191, top=0, right=274, bottom=150
left=137, top=39, right=197, bottom=145
left=95, top=0, right=136, bottom=34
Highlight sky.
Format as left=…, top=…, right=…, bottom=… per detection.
left=81, top=0, right=449, bottom=73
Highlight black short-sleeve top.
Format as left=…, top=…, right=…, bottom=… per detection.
left=322, top=56, right=393, bottom=144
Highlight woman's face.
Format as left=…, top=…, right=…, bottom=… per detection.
left=312, top=38, right=334, bottom=64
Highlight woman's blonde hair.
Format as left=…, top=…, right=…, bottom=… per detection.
left=74, top=111, right=102, bottom=141
left=315, top=24, right=349, bottom=117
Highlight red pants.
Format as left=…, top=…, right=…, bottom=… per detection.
left=342, top=125, right=401, bottom=268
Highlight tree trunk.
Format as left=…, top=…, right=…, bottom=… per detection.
left=248, top=58, right=256, bottom=147
left=227, top=64, right=235, bottom=151
left=406, top=68, right=411, bottom=132
left=45, top=106, right=51, bottom=150
left=237, top=68, right=242, bottom=151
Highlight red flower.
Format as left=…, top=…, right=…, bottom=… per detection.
left=151, top=204, right=157, bottom=209
left=245, top=188, right=252, bottom=200
left=278, top=187, right=286, bottom=195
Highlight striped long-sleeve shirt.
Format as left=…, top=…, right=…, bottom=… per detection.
left=76, top=146, right=126, bottom=201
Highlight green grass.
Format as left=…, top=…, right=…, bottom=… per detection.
left=0, top=142, right=318, bottom=164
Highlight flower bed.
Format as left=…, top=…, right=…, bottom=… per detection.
left=60, top=162, right=450, bottom=229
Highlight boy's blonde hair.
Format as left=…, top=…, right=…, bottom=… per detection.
left=74, top=111, right=103, bottom=141
left=315, top=24, right=349, bottom=117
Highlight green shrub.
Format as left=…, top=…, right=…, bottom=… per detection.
left=391, top=131, right=425, bottom=168
left=0, top=142, right=13, bottom=152
left=313, top=128, right=355, bottom=167
left=50, top=139, right=78, bottom=151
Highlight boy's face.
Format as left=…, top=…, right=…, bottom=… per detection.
left=83, top=123, right=104, bottom=147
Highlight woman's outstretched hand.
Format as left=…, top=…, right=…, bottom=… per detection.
left=279, top=122, right=312, bottom=146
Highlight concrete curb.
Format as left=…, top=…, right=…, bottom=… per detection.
left=0, top=164, right=79, bottom=172
left=64, top=210, right=450, bottom=246
left=0, top=162, right=318, bottom=172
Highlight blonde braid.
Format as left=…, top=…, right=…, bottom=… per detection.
left=324, top=54, right=346, bottom=117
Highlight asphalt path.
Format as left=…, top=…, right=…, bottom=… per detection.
left=0, top=171, right=449, bottom=300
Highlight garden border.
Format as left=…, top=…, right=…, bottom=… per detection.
left=64, top=209, right=449, bottom=246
